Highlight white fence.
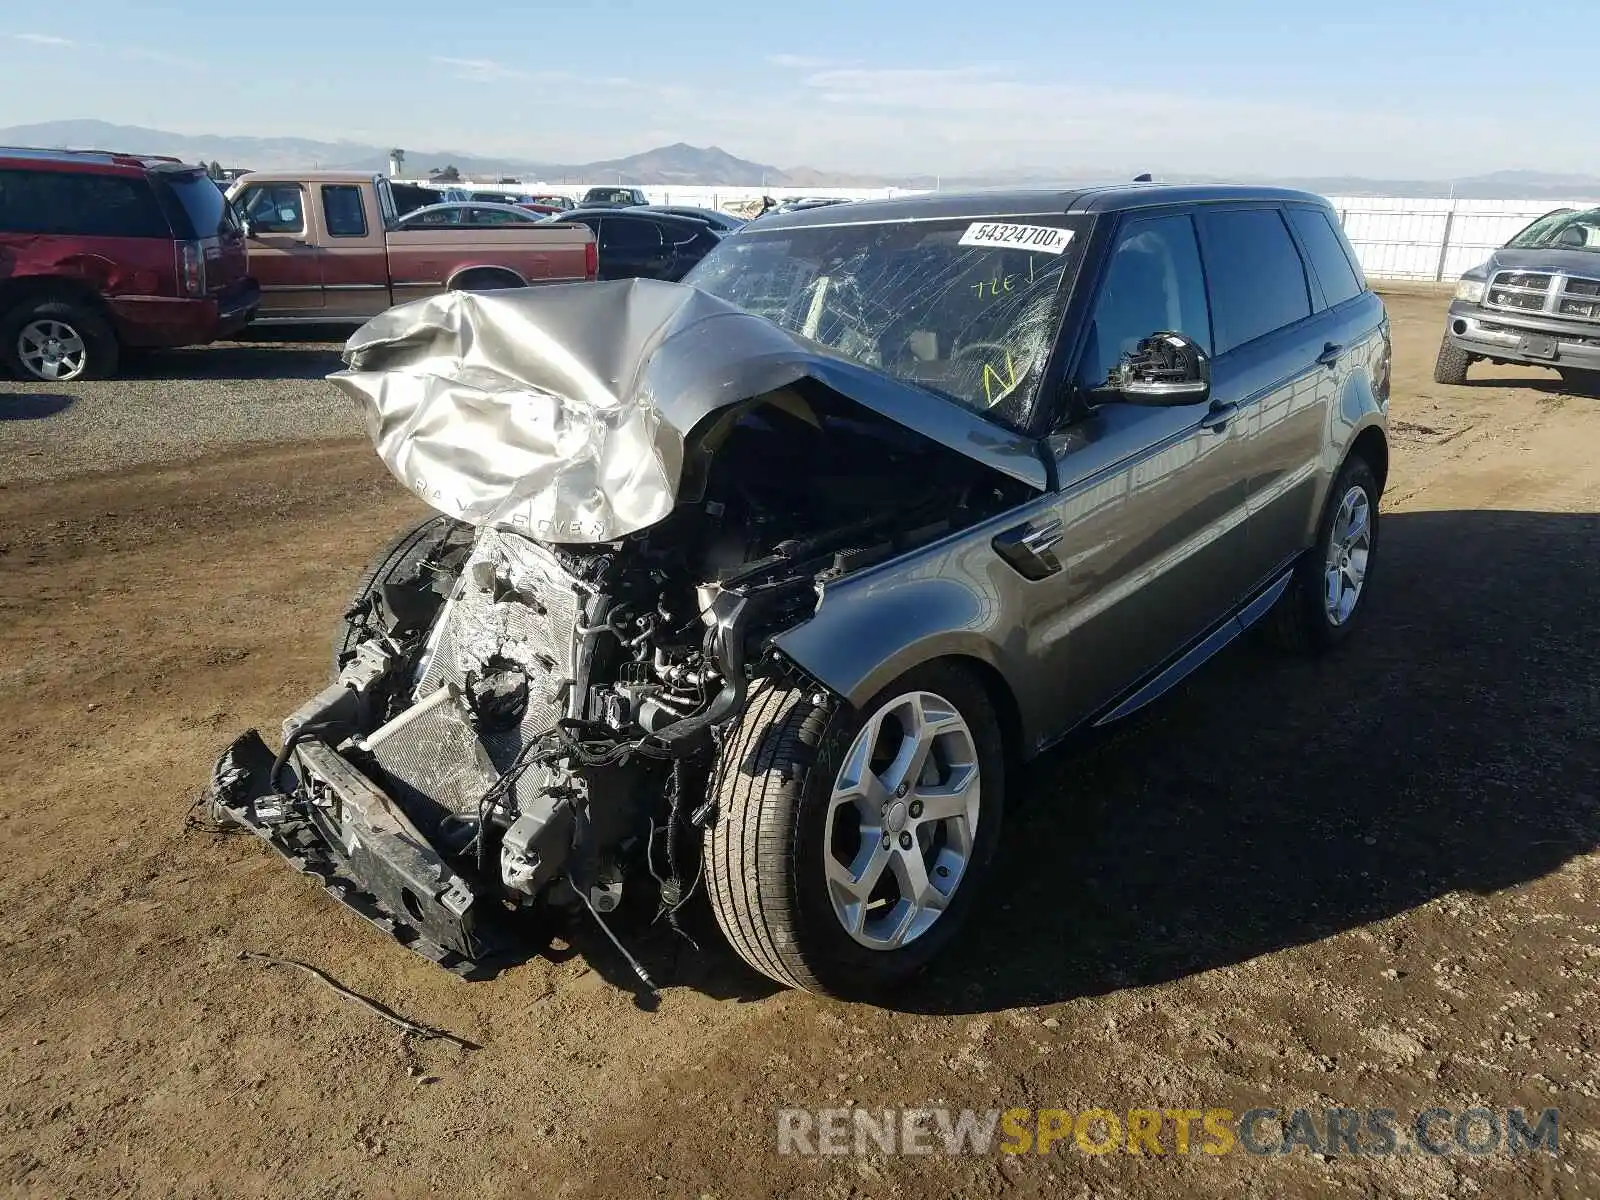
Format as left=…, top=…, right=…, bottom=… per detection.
left=1325, top=196, right=1585, bottom=283
left=402, top=179, right=1586, bottom=283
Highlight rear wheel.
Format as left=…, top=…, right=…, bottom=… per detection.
left=704, top=661, right=1005, bottom=998
left=1432, top=335, right=1470, bottom=385
left=332, top=513, right=474, bottom=677
left=449, top=269, right=525, bottom=293
left=1263, top=455, right=1380, bottom=655
left=1, top=299, right=119, bottom=382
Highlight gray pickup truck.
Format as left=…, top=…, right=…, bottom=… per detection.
left=207, top=185, right=1390, bottom=1000
left=1436, top=205, right=1600, bottom=389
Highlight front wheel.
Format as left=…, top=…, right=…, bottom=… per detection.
left=704, top=661, right=1005, bottom=998
left=1558, top=367, right=1600, bottom=394
left=1432, top=335, right=1470, bottom=385
left=1263, top=456, right=1380, bottom=654
left=332, top=513, right=474, bottom=677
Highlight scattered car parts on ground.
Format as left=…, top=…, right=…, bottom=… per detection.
left=206, top=185, right=1390, bottom=1000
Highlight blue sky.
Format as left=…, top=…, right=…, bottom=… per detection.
left=0, top=0, right=1589, bottom=177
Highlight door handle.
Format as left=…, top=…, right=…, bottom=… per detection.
left=1317, top=341, right=1343, bottom=367
left=1199, top=402, right=1238, bottom=431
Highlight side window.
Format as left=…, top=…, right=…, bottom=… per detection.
left=321, top=185, right=367, bottom=237
left=1075, top=213, right=1211, bottom=390
left=237, top=184, right=306, bottom=235
left=1196, top=209, right=1312, bottom=353
left=601, top=218, right=664, bottom=254
left=0, top=169, right=167, bottom=238
left=1286, top=207, right=1364, bottom=308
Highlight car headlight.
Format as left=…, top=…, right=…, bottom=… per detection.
left=1455, top=279, right=1486, bottom=304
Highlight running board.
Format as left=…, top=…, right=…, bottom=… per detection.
left=1092, top=569, right=1293, bottom=728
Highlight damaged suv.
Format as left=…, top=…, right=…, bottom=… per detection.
left=209, top=186, right=1391, bottom=999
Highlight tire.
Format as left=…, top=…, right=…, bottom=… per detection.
left=449, top=269, right=524, bottom=294
left=1432, top=335, right=1470, bottom=385
left=1263, top=455, right=1380, bottom=655
left=704, top=660, right=1005, bottom=999
left=332, top=513, right=473, bottom=677
left=1558, top=367, right=1600, bottom=394
left=1, top=298, right=119, bottom=382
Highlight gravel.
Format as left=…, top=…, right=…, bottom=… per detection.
left=0, top=331, right=362, bottom=484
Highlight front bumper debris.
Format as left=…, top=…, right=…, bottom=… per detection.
left=208, top=729, right=497, bottom=976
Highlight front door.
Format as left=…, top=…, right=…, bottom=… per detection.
left=235, top=182, right=322, bottom=317
left=1025, top=211, right=1257, bottom=733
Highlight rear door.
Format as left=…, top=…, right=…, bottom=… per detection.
left=598, top=216, right=668, bottom=279
left=234, top=181, right=323, bottom=316
left=1278, top=204, right=1384, bottom=552
left=1194, top=206, right=1325, bottom=590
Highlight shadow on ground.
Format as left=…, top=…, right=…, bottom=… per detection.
left=1465, top=369, right=1600, bottom=398
left=121, top=329, right=349, bottom=382
left=0, top=393, right=75, bottom=420
left=869, top=508, right=1600, bottom=1014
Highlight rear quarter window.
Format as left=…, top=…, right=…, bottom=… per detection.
left=0, top=169, right=170, bottom=238
left=1195, top=208, right=1313, bottom=353
left=157, top=171, right=239, bottom=238
left=322, top=185, right=369, bottom=237
left=1287, top=207, right=1364, bottom=308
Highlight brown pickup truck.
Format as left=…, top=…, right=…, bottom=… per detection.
left=224, top=171, right=596, bottom=323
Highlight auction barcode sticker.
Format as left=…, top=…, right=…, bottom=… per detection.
left=959, top=222, right=1074, bottom=255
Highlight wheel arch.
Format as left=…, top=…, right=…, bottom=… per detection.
left=445, top=265, right=528, bottom=292
left=0, top=275, right=115, bottom=324
left=1347, top=423, right=1389, bottom=496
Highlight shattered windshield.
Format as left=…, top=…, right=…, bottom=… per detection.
left=1506, top=207, right=1600, bottom=252
left=680, top=215, right=1085, bottom=423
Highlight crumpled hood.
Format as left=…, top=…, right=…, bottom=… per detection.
left=329, top=278, right=1045, bottom=543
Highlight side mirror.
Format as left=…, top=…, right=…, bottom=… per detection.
left=1112, top=332, right=1211, bottom=405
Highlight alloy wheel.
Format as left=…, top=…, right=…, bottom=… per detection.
left=823, top=690, right=982, bottom=950
left=18, top=319, right=88, bottom=382
left=1324, top=485, right=1372, bottom=626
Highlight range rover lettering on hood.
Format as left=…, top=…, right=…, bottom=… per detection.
left=329, top=278, right=1047, bottom=543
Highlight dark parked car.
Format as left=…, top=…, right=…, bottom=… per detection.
left=644, top=204, right=746, bottom=233
left=207, top=185, right=1390, bottom=1000
left=1436, top=206, right=1600, bottom=389
left=394, top=202, right=547, bottom=228
left=0, top=146, right=259, bottom=381
left=580, top=186, right=649, bottom=208
left=551, top=207, right=722, bottom=281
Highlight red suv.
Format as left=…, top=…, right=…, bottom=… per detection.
left=0, top=147, right=260, bottom=382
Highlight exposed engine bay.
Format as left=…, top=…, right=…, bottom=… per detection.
left=209, top=377, right=1031, bottom=982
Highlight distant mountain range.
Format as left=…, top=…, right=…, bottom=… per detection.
left=5, top=119, right=1600, bottom=199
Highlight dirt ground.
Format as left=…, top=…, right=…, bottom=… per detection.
left=0, top=290, right=1596, bottom=1199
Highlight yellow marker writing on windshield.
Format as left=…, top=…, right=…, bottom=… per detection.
left=981, top=351, right=1019, bottom=406
left=970, top=275, right=1017, bottom=300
